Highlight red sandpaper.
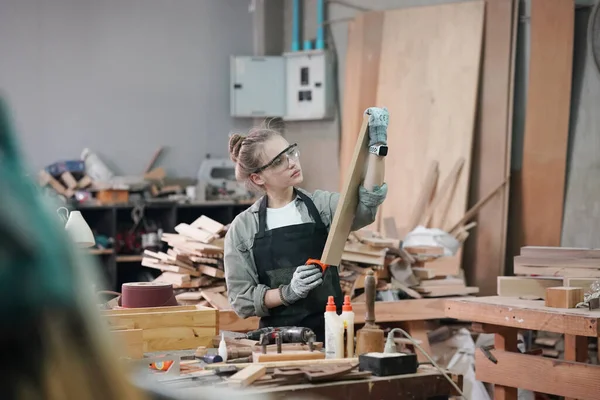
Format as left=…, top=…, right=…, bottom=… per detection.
left=120, top=282, right=178, bottom=308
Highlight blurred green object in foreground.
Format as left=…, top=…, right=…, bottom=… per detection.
left=0, top=96, right=79, bottom=318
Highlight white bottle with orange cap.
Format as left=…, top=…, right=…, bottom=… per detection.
left=340, top=295, right=355, bottom=358
left=324, top=296, right=344, bottom=359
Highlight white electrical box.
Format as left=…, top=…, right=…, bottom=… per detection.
left=230, top=56, right=286, bottom=118
left=284, top=50, right=334, bottom=121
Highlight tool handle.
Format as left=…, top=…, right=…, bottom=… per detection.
left=306, top=258, right=329, bottom=272
left=364, top=270, right=376, bottom=325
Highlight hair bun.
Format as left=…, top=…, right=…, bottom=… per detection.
left=228, top=134, right=245, bottom=163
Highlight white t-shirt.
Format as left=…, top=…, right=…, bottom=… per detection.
left=266, top=198, right=304, bottom=230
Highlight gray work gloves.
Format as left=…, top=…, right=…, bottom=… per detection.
left=280, top=264, right=323, bottom=305
left=365, top=107, right=389, bottom=146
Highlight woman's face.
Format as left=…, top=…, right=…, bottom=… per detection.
left=252, top=135, right=303, bottom=191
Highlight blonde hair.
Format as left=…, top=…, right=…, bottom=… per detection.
left=228, top=123, right=282, bottom=193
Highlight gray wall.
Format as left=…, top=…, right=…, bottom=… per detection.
left=0, top=0, right=254, bottom=177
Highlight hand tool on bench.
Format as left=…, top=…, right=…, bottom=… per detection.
left=355, top=270, right=384, bottom=355
left=245, top=326, right=315, bottom=344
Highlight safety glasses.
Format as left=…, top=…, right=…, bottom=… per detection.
left=253, top=143, right=300, bottom=173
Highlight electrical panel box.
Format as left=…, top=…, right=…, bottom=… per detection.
left=230, top=56, right=286, bottom=118
left=284, top=50, right=334, bottom=121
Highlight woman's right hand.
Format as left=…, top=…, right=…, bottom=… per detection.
left=281, top=264, right=323, bottom=304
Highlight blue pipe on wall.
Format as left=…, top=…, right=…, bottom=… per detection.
left=292, top=0, right=301, bottom=52
left=316, top=0, right=324, bottom=50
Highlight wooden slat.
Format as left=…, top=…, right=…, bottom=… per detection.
left=445, top=297, right=600, bottom=336
left=376, top=2, right=484, bottom=272
left=104, top=309, right=217, bottom=330
left=519, top=0, right=574, bottom=246
left=496, top=276, right=563, bottom=298
left=466, top=0, right=516, bottom=296
left=321, top=114, right=370, bottom=266
left=476, top=349, right=600, bottom=400
left=339, top=11, right=384, bottom=192
left=514, top=265, right=600, bottom=278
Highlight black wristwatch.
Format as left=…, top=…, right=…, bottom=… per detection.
left=369, top=144, right=388, bottom=157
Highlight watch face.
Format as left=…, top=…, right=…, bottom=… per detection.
left=379, top=145, right=388, bottom=156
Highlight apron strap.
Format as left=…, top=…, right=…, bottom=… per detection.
left=257, top=188, right=326, bottom=235
left=295, top=190, right=326, bottom=230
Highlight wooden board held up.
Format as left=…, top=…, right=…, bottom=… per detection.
left=321, top=114, right=370, bottom=267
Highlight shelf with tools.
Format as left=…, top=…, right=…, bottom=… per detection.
left=76, top=201, right=251, bottom=291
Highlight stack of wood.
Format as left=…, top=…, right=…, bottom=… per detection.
left=141, top=215, right=232, bottom=310
left=338, top=229, right=478, bottom=300
left=497, top=246, right=600, bottom=299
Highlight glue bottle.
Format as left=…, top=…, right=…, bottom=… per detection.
left=324, top=296, right=344, bottom=359
left=218, top=332, right=228, bottom=362
left=340, top=295, right=355, bottom=358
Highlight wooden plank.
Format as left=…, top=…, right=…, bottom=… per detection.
left=143, top=327, right=216, bottom=351
left=515, top=255, right=600, bottom=269
left=201, top=291, right=231, bottom=310
left=564, top=277, right=597, bottom=289
left=111, top=329, right=143, bottom=359
left=104, top=309, right=217, bottom=330
left=520, top=0, right=574, bottom=247
left=514, top=265, right=600, bottom=278
left=445, top=296, right=600, bottom=336
left=521, top=246, right=600, bottom=259
left=228, top=365, right=266, bottom=388
left=339, top=11, right=384, bottom=192
left=321, top=114, right=370, bottom=266
left=466, top=0, right=516, bottom=297
left=376, top=3, right=484, bottom=278
left=253, top=351, right=325, bottom=363
left=475, top=349, right=600, bottom=400
left=102, top=305, right=197, bottom=315
left=496, top=276, right=563, bottom=298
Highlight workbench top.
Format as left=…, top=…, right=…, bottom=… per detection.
left=172, top=367, right=461, bottom=400
left=445, top=295, right=600, bottom=336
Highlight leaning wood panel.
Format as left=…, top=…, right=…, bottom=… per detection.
left=476, top=349, right=600, bottom=400
left=520, top=0, right=574, bottom=246
left=321, top=115, right=370, bottom=266
left=338, top=11, right=384, bottom=192
left=466, top=0, right=516, bottom=296
left=376, top=2, right=484, bottom=263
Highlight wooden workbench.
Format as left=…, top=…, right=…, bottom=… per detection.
left=445, top=296, right=600, bottom=400
left=174, top=368, right=462, bottom=399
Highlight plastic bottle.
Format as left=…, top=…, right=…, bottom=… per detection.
left=218, top=332, right=228, bottom=362
left=340, top=295, right=355, bottom=358
left=324, top=296, right=344, bottom=359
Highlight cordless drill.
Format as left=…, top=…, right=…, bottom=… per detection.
left=245, top=326, right=315, bottom=344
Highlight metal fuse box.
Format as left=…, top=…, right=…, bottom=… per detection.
left=230, top=56, right=286, bottom=118
left=284, top=50, right=334, bottom=121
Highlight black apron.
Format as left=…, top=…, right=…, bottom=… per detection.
left=252, top=189, right=344, bottom=343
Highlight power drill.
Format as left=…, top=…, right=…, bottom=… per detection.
left=245, top=326, right=315, bottom=344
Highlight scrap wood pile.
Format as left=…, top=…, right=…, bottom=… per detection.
left=141, top=215, right=231, bottom=310
left=339, top=227, right=479, bottom=301
left=497, top=246, right=600, bottom=302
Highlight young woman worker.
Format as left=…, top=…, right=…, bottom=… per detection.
left=224, top=107, right=389, bottom=342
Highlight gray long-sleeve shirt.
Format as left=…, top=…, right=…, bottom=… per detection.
left=224, top=183, right=387, bottom=319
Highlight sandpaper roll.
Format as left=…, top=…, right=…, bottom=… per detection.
left=120, top=282, right=178, bottom=308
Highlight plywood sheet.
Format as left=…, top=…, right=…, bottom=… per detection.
left=466, top=0, right=517, bottom=296
left=375, top=2, right=484, bottom=247
left=562, top=8, right=600, bottom=248
left=520, top=0, right=574, bottom=247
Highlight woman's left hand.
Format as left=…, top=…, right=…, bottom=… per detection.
left=365, top=107, right=389, bottom=146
